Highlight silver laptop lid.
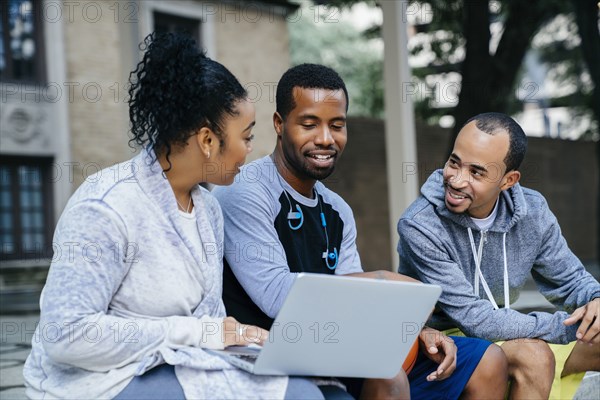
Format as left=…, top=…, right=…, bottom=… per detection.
left=253, top=273, right=442, bottom=378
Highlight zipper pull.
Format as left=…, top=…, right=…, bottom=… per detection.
left=482, top=230, right=488, bottom=243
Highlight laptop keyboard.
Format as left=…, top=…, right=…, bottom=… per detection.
left=234, top=354, right=258, bottom=364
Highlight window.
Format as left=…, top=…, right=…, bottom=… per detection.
left=0, top=157, right=53, bottom=261
left=0, top=0, right=45, bottom=82
left=154, top=11, right=201, bottom=42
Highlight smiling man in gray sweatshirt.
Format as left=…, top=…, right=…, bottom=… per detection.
left=397, top=112, right=600, bottom=399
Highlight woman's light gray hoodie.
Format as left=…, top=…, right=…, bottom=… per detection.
left=23, top=150, right=287, bottom=399
left=398, top=170, right=600, bottom=344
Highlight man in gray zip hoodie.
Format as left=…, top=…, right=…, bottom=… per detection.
left=398, top=112, right=599, bottom=399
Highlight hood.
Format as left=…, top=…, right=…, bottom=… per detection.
left=421, top=169, right=528, bottom=233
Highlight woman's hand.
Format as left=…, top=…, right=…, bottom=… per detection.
left=222, top=316, right=269, bottom=347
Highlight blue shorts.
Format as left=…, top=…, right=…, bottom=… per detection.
left=340, top=336, right=492, bottom=400
left=408, top=336, right=491, bottom=399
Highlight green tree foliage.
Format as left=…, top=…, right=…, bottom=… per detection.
left=291, top=0, right=598, bottom=142
left=448, top=0, right=596, bottom=139
left=288, top=1, right=384, bottom=117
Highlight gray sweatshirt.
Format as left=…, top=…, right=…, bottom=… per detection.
left=398, top=169, right=600, bottom=344
left=23, top=150, right=287, bottom=399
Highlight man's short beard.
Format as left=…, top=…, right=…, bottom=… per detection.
left=303, top=165, right=335, bottom=181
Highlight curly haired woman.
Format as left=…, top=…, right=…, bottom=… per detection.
left=23, top=33, right=325, bottom=400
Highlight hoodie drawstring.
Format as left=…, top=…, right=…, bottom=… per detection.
left=468, top=228, right=510, bottom=309
left=502, top=232, right=510, bottom=309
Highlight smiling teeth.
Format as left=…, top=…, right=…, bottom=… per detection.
left=449, top=192, right=466, bottom=199
left=312, top=155, right=332, bottom=160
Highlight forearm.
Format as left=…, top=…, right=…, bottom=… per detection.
left=533, top=256, right=600, bottom=311
left=344, top=270, right=421, bottom=283
left=39, top=311, right=224, bottom=371
left=443, top=300, right=578, bottom=343
left=534, top=206, right=600, bottom=311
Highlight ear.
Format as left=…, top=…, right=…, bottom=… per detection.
left=273, top=112, right=284, bottom=138
left=195, top=126, right=214, bottom=155
left=500, top=170, right=520, bottom=190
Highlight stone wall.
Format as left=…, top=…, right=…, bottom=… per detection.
left=64, top=0, right=293, bottom=189
left=214, top=3, right=291, bottom=161
left=64, top=0, right=135, bottom=189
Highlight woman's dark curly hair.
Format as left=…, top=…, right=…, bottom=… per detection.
left=128, top=32, right=247, bottom=169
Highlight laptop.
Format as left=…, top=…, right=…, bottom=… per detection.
left=209, top=273, right=441, bottom=379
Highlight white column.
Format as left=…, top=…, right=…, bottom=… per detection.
left=44, top=0, right=72, bottom=223
left=381, top=0, right=419, bottom=270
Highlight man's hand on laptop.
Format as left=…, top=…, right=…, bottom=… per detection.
left=344, top=270, right=421, bottom=283
left=222, top=316, right=269, bottom=347
left=418, top=327, right=457, bottom=381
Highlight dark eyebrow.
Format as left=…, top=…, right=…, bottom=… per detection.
left=469, top=163, right=488, bottom=173
left=296, top=114, right=346, bottom=123
left=243, top=121, right=256, bottom=132
left=297, top=114, right=320, bottom=121
left=450, top=153, right=487, bottom=173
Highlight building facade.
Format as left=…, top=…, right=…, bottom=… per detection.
left=0, top=0, right=297, bottom=311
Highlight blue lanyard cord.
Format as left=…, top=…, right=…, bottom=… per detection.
left=317, top=196, right=330, bottom=251
left=283, top=190, right=304, bottom=230
left=282, top=187, right=339, bottom=270
left=318, top=193, right=338, bottom=270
